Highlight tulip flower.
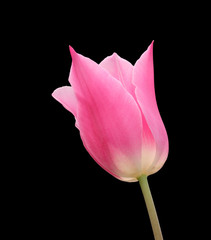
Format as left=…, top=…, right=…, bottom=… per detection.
left=52, top=41, right=168, bottom=240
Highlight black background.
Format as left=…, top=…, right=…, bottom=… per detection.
left=8, top=4, right=209, bottom=239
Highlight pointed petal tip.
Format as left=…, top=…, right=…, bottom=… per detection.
left=112, top=52, right=118, bottom=57
left=111, top=52, right=121, bottom=61
left=143, top=40, right=154, bottom=56
left=51, top=89, right=57, bottom=99
left=106, top=52, right=119, bottom=60
left=69, top=45, right=77, bottom=57
left=69, top=45, right=73, bottom=52
left=51, top=87, right=64, bottom=102
left=149, top=40, right=154, bottom=50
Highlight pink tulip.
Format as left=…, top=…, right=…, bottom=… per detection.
left=52, top=41, right=169, bottom=182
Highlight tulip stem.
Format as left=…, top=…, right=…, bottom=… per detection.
left=138, top=175, right=163, bottom=240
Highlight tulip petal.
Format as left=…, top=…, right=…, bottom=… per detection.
left=52, top=86, right=78, bottom=117
left=133, top=41, right=169, bottom=174
left=100, top=51, right=157, bottom=174
left=100, top=53, right=136, bottom=98
left=69, top=46, right=143, bottom=181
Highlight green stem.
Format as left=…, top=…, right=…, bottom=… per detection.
left=138, top=175, right=163, bottom=240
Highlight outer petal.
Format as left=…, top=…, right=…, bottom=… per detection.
left=133, top=41, right=169, bottom=174
left=99, top=53, right=136, bottom=98
left=69, top=46, right=143, bottom=182
left=52, top=86, right=78, bottom=117
left=100, top=52, right=157, bottom=174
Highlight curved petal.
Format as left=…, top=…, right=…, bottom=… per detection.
left=52, top=86, right=78, bottom=117
left=100, top=53, right=136, bottom=98
left=133, top=41, right=169, bottom=174
left=69, top=46, right=143, bottom=182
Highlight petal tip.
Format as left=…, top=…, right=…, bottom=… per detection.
left=69, top=45, right=77, bottom=58
left=52, top=88, right=64, bottom=102
left=51, top=89, right=57, bottom=99
left=112, top=52, right=118, bottom=57
left=149, top=40, right=154, bottom=50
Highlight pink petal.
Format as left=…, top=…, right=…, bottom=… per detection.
left=133, top=41, right=169, bottom=174
left=69, top=46, right=143, bottom=182
left=100, top=51, right=157, bottom=173
left=100, top=53, right=136, bottom=98
left=52, top=86, right=78, bottom=117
